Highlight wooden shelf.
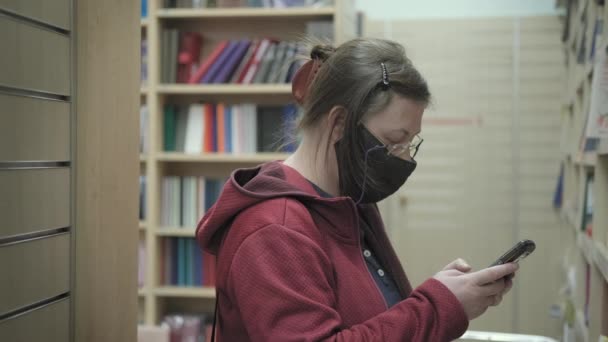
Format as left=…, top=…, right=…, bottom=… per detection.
left=154, top=286, right=215, bottom=298
left=156, top=84, right=292, bottom=95
left=156, top=152, right=289, bottom=163
left=573, top=152, right=597, bottom=167
left=156, top=227, right=196, bottom=237
left=156, top=7, right=335, bottom=19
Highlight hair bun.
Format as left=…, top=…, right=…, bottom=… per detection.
left=311, top=44, right=336, bottom=61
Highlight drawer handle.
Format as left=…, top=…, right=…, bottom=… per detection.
left=0, top=85, right=70, bottom=102
left=0, top=227, right=70, bottom=247
left=0, top=292, right=69, bottom=323
left=0, top=161, right=70, bottom=170
left=0, top=8, right=69, bottom=36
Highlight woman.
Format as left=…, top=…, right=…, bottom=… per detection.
left=196, top=38, right=517, bottom=341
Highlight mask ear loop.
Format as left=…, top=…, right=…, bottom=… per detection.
left=355, top=145, right=385, bottom=205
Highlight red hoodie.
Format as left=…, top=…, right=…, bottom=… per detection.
left=196, top=161, right=468, bottom=341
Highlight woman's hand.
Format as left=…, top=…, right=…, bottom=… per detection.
left=433, top=260, right=518, bottom=320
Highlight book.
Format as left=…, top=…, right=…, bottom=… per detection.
left=583, top=47, right=608, bottom=144
left=230, top=40, right=258, bottom=83
left=216, top=104, right=226, bottom=152
left=242, top=39, right=271, bottom=84
left=212, top=40, right=252, bottom=83
left=175, top=107, right=189, bottom=152
left=189, top=41, right=229, bottom=84
left=164, top=103, right=298, bottom=154
left=141, top=0, right=148, bottom=17
left=184, top=104, right=204, bottom=154
left=225, top=105, right=233, bottom=153
left=161, top=30, right=170, bottom=82
left=253, top=42, right=277, bottom=83
left=169, top=29, right=179, bottom=83
left=160, top=233, right=220, bottom=286
left=176, top=32, right=203, bottom=83
left=139, top=175, right=147, bottom=219
left=266, top=41, right=289, bottom=83
left=163, top=105, right=177, bottom=151
left=201, top=40, right=239, bottom=84
left=138, top=237, right=145, bottom=288
left=141, top=39, right=148, bottom=85
left=140, top=105, right=149, bottom=154
left=274, top=41, right=296, bottom=83
left=181, top=176, right=198, bottom=227
left=203, top=104, right=215, bottom=152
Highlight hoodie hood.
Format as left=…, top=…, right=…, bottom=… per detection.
left=196, top=161, right=327, bottom=254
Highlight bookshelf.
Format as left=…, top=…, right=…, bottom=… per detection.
left=559, top=0, right=608, bottom=341
left=138, top=0, right=356, bottom=326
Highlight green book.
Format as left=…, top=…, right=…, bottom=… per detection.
left=163, top=105, right=176, bottom=151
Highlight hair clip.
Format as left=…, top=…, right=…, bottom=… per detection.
left=380, top=62, right=390, bottom=90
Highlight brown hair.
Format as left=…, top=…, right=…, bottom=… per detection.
left=293, top=37, right=431, bottom=197
left=298, top=37, right=430, bottom=132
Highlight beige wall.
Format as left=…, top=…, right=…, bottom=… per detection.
left=370, top=16, right=565, bottom=337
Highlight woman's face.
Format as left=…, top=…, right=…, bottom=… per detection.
left=363, top=94, right=426, bottom=161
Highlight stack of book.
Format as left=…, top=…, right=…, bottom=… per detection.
left=163, top=0, right=332, bottom=9
left=160, top=237, right=216, bottom=287
left=163, top=103, right=299, bottom=154
left=160, top=176, right=224, bottom=227
left=161, top=34, right=311, bottom=84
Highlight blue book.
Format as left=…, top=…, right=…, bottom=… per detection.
left=178, top=238, right=186, bottom=286
left=141, top=0, right=148, bottom=18
left=184, top=238, right=194, bottom=286
left=201, top=41, right=239, bottom=84
left=204, top=179, right=215, bottom=212
left=171, top=238, right=179, bottom=285
left=212, top=40, right=252, bottom=83
left=194, top=241, right=202, bottom=286
left=225, top=106, right=232, bottom=153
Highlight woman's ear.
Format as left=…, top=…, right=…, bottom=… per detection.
left=327, top=105, right=347, bottom=143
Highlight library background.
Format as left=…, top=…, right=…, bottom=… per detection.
left=0, top=0, right=607, bottom=341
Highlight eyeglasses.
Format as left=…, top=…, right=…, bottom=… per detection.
left=367, top=127, right=424, bottom=159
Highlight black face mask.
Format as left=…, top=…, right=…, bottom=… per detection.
left=335, top=126, right=417, bottom=204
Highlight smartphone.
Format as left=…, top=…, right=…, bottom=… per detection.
left=490, top=239, right=536, bottom=267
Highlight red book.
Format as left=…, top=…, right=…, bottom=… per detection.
left=176, top=32, right=203, bottom=83
left=188, top=41, right=229, bottom=84
left=216, top=104, right=226, bottom=153
left=203, top=104, right=214, bottom=152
